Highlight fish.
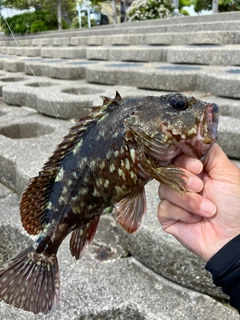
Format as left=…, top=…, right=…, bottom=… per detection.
left=0, top=91, right=219, bottom=314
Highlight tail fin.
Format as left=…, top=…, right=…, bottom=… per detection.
left=0, top=246, right=60, bottom=314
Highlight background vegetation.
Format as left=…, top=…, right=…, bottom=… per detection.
left=0, top=0, right=239, bottom=34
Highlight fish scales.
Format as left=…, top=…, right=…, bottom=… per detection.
left=0, top=92, right=219, bottom=314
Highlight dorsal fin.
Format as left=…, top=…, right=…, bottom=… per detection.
left=99, top=91, right=123, bottom=110
left=20, top=92, right=122, bottom=235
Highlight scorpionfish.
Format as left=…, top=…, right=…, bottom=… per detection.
left=0, top=92, right=219, bottom=314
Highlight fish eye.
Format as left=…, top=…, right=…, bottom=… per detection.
left=168, top=93, right=189, bottom=110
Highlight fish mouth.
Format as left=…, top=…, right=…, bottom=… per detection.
left=180, top=103, right=219, bottom=159
left=135, top=102, right=219, bottom=165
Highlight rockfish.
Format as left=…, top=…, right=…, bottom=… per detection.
left=0, top=92, right=219, bottom=314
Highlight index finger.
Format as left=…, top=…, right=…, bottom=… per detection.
left=172, top=154, right=203, bottom=175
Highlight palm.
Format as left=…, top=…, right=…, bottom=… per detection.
left=160, top=144, right=240, bottom=262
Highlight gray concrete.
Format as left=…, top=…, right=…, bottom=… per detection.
left=167, top=45, right=240, bottom=66
left=1, top=12, right=240, bottom=319
left=41, top=47, right=86, bottom=59
left=1, top=56, right=238, bottom=100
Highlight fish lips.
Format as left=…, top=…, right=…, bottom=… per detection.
left=206, top=103, right=219, bottom=142
left=181, top=102, right=219, bottom=159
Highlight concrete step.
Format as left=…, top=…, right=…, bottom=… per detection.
left=2, top=29, right=240, bottom=48
left=1, top=41, right=240, bottom=66
left=167, top=44, right=240, bottom=66
left=0, top=58, right=239, bottom=100
left=0, top=72, right=239, bottom=159
left=1, top=11, right=240, bottom=45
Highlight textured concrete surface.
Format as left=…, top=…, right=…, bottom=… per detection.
left=1, top=57, right=239, bottom=100
left=0, top=12, right=240, bottom=319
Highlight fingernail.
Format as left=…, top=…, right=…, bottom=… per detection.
left=200, top=199, right=216, bottom=216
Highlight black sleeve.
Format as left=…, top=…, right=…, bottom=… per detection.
left=205, top=234, right=240, bottom=313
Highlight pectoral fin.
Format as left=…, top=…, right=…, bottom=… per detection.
left=132, top=130, right=187, bottom=193
left=116, top=186, right=146, bottom=234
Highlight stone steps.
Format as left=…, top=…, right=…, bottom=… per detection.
left=0, top=11, right=240, bottom=45
left=2, top=29, right=240, bottom=47
left=0, top=12, right=240, bottom=319
left=1, top=43, right=240, bottom=66
left=1, top=57, right=240, bottom=99
left=0, top=12, right=239, bottom=101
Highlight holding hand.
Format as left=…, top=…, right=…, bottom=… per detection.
left=158, top=143, right=240, bottom=262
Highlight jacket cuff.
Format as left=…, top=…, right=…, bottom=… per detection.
left=205, top=234, right=240, bottom=313
left=205, top=234, right=240, bottom=280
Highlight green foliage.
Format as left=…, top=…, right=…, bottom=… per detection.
left=218, top=0, right=240, bottom=11
left=179, top=0, right=192, bottom=15
left=179, top=8, right=190, bottom=14
left=193, top=0, right=211, bottom=12
left=0, top=10, right=68, bottom=34
left=179, top=0, right=192, bottom=6
left=127, top=0, right=174, bottom=21
left=0, top=0, right=47, bottom=10
left=193, top=0, right=240, bottom=12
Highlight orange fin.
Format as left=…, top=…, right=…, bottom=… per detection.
left=70, top=215, right=100, bottom=259
left=0, top=246, right=60, bottom=314
left=116, top=186, right=146, bottom=234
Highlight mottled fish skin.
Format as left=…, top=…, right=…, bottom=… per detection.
left=0, top=92, right=219, bottom=314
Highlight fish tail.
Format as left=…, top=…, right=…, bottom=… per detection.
left=0, top=245, right=60, bottom=314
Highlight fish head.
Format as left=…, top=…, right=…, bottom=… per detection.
left=125, top=93, right=219, bottom=164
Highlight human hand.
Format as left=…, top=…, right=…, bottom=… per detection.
left=158, top=144, right=240, bottom=262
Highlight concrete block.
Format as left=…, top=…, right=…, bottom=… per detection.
left=23, top=60, right=89, bottom=80
left=109, top=46, right=165, bottom=62
left=169, top=31, right=240, bottom=45
left=41, top=47, right=56, bottom=58
left=145, top=33, right=173, bottom=45
left=69, top=36, right=88, bottom=46
left=17, top=39, right=33, bottom=46
left=2, top=76, right=139, bottom=120
left=218, top=116, right=240, bottom=158
left=167, top=45, right=240, bottom=66
left=144, top=31, right=240, bottom=45
left=2, top=78, right=95, bottom=120
left=21, top=47, right=41, bottom=57
left=3, top=59, right=25, bottom=72
left=7, top=47, right=20, bottom=56
left=53, top=37, right=70, bottom=46
left=0, top=41, right=11, bottom=46
left=41, top=47, right=86, bottom=59
left=32, top=38, right=53, bottom=46
left=197, top=67, right=240, bottom=98
left=86, top=47, right=109, bottom=60
left=86, top=62, right=201, bottom=91
left=87, top=36, right=104, bottom=46
left=109, top=34, right=131, bottom=46
left=0, top=47, right=8, bottom=54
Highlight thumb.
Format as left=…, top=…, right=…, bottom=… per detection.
left=203, top=144, right=239, bottom=182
